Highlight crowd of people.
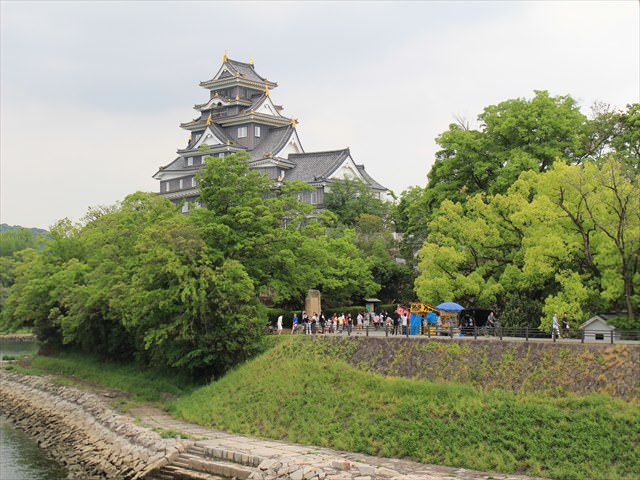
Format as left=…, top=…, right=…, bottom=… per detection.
left=276, top=311, right=411, bottom=335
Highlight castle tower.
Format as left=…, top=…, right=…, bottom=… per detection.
left=153, top=54, right=387, bottom=212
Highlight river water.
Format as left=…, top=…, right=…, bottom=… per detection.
left=0, top=338, right=68, bottom=479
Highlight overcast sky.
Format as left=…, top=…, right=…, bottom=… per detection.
left=1, top=1, right=638, bottom=230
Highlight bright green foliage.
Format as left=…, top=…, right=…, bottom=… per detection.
left=1, top=152, right=386, bottom=374
left=404, top=98, right=639, bottom=327
left=423, top=91, right=587, bottom=218
left=415, top=158, right=639, bottom=328
left=1, top=192, right=265, bottom=376
left=194, top=152, right=378, bottom=306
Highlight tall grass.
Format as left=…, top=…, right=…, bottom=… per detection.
left=30, top=352, right=196, bottom=403
left=171, top=337, right=640, bottom=480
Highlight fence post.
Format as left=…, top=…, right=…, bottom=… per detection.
left=525, top=327, right=528, bottom=342
left=474, top=326, right=477, bottom=339
left=553, top=331, right=556, bottom=343
left=499, top=325, right=503, bottom=341
left=449, top=324, right=453, bottom=338
left=610, top=330, right=614, bottom=344
left=366, top=324, right=369, bottom=337
left=406, top=323, right=409, bottom=338
left=581, top=329, right=585, bottom=344
left=385, top=323, right=388, bottom=337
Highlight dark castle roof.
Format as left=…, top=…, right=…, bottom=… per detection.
left=287, top=149, right=352, bottom=183
left=226, top=59, right=266, bottom=83
left=250, top=126, right=297, bottom=160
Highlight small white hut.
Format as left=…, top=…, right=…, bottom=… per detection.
left=579, top=315, right=619, bottom=342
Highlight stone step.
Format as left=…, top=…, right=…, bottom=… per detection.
left=168, top=453, right=256, bottom=479
left=191, top=445, right=263, bottom=468
left=187, top=445, right=206, bottom=455
left=156, top=464, right=225, bottom=480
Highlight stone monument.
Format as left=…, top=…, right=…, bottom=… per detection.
left=305, top=289, right=321, bottom=316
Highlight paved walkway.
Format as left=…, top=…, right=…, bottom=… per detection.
left=129, top=405, right=546, bottom=480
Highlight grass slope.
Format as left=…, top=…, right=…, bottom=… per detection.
left=171, top=337, right=640, bottom=480
left=28, top=352, right=196, bottom=402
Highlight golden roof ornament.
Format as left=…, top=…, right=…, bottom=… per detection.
left=226, top=140, right=231, bottom=145
left=291, top=118, right=297, bottom=128
left=223, top=51, right=229, bottom=63
left=206, top=113, right=213, bottom=125
left=249, top=57, right=254, bottom=66
left=235, top=95, right=240, bottom=100
left=264, top=83, right=270, bottom=97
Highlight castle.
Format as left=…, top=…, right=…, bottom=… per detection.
left=153, top=54, right=388, bottom=211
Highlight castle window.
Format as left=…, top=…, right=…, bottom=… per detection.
left=181, top=203, right=189, bottom=213
left=219, top=153, right=225, bottom=158
left=164, top=182, right=170, bottom=192
left=311, top=191, right=318, bottom=204
left=192, top=177, right=197, bottom=188
left=255, top=126, right=261, bottom=137
left=179, top=179, right=184, bottom=190
left=187, top=157, right=193, bottom=166
left=238, top=126, right=248, bottom=138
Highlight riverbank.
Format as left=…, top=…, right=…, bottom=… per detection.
left=0, top=368, right=546, bottom=480
left=2, top=337, right=639, bottom=479
left=0, top=370, right=184, bottom=479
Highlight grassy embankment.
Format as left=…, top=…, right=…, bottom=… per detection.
left=9, top=337, right=640, bottom=480
left=7, top=352, right=196, bottom=403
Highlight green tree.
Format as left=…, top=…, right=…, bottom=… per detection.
left=195, top=152, right=379, bottom=307
left=324, top=178, right=390, bottom=226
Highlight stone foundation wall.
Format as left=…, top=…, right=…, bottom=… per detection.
left=340, top=337, right=640, bottom=402
left=0, top=370, right=186, bottom=479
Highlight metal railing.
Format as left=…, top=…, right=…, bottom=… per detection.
left=279, top=323, right=640, bottom=344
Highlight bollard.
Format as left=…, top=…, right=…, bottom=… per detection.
left=581, top=329, right=585, bottom=344
left=525, top=327, right=529, bottom=342
left=474, top=326, right=477, bottom=339
left=499, top=326, right=502, bottom=341
left=366, top=325, right=369, bottom=337
left=610, top=330, right=614, bottom=344
left=385, top=324, right=388, bottom=337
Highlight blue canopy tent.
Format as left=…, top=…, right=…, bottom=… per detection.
left=436, top=302, right=465, bottom=312
left=435, top=302, right=465, bottom=336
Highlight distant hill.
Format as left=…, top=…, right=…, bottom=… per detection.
left=0, top=224, right=49, bottom=256
left=0, top=224, right=48, bottom=236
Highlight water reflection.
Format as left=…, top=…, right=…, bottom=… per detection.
left=0, top=416, right=67, bottom=480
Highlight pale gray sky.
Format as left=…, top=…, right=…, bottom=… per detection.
left=1, top=1, right=638, bottom=230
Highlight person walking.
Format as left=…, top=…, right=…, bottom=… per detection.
left=562, top=312, right=570, bottom=337
left=291, top=313, right=299, bottom=334
left=277, top=314, right=283, bottom=335
left=552, top=312, right=561, bottom=340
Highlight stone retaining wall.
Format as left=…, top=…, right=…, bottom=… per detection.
left=0, top=370, right=187, bottom=479
left=343, top=337, right=640, bottom=402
